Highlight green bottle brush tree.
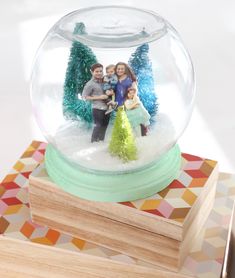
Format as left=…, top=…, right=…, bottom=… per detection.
left=109, top=106, right=138, bottom=162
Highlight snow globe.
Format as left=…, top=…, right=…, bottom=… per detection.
left=30, top=6, right=195, bottom=202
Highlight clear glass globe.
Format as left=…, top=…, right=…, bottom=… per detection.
left=31, top=6, right=195, bottom=173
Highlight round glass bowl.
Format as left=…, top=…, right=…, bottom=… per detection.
left=31, top=6, right=195, bottom=174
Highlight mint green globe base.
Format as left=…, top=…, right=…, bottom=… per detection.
left=45, top=144, right=181, bottom=202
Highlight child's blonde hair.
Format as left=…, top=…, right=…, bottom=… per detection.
left=106, top=64, right=116, bottom=71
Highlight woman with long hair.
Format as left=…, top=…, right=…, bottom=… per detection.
left=115, top=62, right=137, bottom=107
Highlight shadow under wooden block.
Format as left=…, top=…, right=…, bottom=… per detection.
left=29, top=154, right=219, bottom=271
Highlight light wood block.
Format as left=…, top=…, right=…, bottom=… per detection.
left=29, top=151, right=218, bottom=271
left=30, top=154, right=218, bottom=242
left=0, top=236, right=189, bottom=278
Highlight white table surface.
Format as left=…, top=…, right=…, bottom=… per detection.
left=0, top=0, right=235, bottom=180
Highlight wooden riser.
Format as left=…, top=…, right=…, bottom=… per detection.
left=0, top=237, right=189, bottom=278
left=29, top=165, right=218, bottom=271
left=29, top=154, right=218, bottom=242
left=30, top=198, right=179, bottom=271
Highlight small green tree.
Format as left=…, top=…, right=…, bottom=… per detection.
left=109, top=106, right=138, bottom=162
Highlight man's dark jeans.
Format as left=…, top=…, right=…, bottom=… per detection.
left=91, top=108, right=110, bottom=143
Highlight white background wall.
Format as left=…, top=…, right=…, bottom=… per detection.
left=0, top=0, right=235, bottom=180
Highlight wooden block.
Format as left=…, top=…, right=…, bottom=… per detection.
left=29, top=151, right=218, bottom=271
left=29, top=170, right=217, bottom=271
left=1, top=141, right=234, bottom=278
left=30, top=153, right=219, bottom=242
left=0, top=236, right=189, bottom=278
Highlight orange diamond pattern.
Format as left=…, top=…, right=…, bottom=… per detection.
left=119, top=154, right=217, bottom=223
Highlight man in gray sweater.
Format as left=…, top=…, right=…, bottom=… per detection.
left=82, top=63, right=110, bottom=143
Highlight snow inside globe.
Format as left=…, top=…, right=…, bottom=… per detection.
left=30, top=6, right=195, bottom=202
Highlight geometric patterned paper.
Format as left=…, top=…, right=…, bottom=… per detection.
left=120, top=153, right=218, bottom=223
left=0, top=141, right=234, bottom=278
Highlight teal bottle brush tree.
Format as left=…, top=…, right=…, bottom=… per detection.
left=63, top=22, right=97, bottom=127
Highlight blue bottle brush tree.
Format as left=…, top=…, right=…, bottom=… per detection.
left=128, top=43, right=158, bottom=123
